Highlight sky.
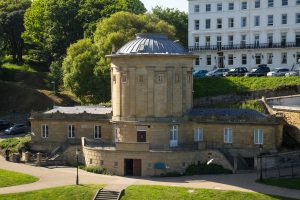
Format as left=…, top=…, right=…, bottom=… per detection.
left=140, top=0, right=188, bottom=12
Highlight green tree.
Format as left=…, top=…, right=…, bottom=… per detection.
left=0, top=0, right=31, bottom=63
left=152, top=6, right=188, bottom=47
left=62, top=39, right=110, bottom=104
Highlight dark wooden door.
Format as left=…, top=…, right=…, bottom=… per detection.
left=137, top=131, right=146, bottom=142
left=133, top=159, right=141, bottom=176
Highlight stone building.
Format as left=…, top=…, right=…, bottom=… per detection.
left=30, top=34, right=283, bottom=176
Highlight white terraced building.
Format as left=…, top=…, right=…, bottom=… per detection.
left=188, top=0, right=300, bottom=71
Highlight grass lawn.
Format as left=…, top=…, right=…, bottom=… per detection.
left=0, top=184, right=103, bottom=200
left=2, top=62, right=38, bottom=73
left=120, top=185, right=292, bottom=200
left=258, top=178, right=300, bottom=190
left=0, top=169, right=38, bottom=188
left=194, top=77, right=300, bottom=98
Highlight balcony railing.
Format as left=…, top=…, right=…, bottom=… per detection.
left=189, top=42, right=300, bottom=51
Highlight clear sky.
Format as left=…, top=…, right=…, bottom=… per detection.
left=140, top=0, right=188, bottom=12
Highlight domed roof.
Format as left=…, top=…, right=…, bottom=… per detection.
left=115, top=33, right=188, bottom=55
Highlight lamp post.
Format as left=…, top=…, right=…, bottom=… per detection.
left=76, top=148, right=79, bottom=185
left=259, top=144, right=263, bottom=181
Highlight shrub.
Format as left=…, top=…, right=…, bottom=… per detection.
left=0, top=135, right=31, bottom=154
left=185, top=163, right=232, bottom=175
left=158, top=171, right=183, bottom=177
left=79, top=166, right=112, bottom=175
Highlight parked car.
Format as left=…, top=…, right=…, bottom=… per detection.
left=205, top=68, right=229, bottom=77
left=0, top=120, right=14, bottom=131
left=4, top=124, right=29, bottom=135
left=285, top=69, right=300, bottom=76
left=193, top=70, right=208, bottom=77
left=224, top=67, right=248, bottom=76
left=245, top=66, right=270, bottom=77
left=267, top=68, right=290, bottom=77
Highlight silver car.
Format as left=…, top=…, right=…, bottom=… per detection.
left=267, top=68, right=290, bottom=77
left=206, top=68, right=229, bottom=77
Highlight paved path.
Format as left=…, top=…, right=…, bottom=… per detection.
left=0, top=156, right=300, bottom=199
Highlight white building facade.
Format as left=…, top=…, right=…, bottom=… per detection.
left=188, top=0, right=300, bottom=71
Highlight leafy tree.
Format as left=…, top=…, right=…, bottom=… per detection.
left=62, top=39, right=110, bottom=103
left=152, top=6, right=188, bottom=47
left=0, top=0, right=31, bottom=63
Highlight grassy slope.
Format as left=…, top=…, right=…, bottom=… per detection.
left=121, top=185, right=292, bottom=200
left=0, top=185, right=103, bottom=200
left=0, top=169, right=38, bottom=188
left=258, top=178, right=300, bottom=190
left=194, top=77, right=300, bottom=98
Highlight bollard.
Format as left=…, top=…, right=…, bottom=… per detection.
left=36, top=152, right=42, bottom=166
left=24, top=151, right=30, bottom=163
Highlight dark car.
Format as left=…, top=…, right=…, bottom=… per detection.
left=193, top=70, right=208, bottom=77
left=224, top=67, right=248, bottom=76
left=245, top=66, right=270, bottom=77
left=0, top=120, right=14, bottom=131
left=4, top=124, right=29, bottom=135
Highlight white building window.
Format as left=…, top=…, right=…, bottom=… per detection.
left=206, top=4, right=211, bottom=12
left=268, top=0, right=274, bottom=7
left=241, top=17, right=247, bottom=27
left=194, top=36, right=199, bottom=47
left=170, top=125, right=178, bottom=147
left=296, top=13, right=300, bottom=23
left=267, top=53, right=273, bottom=64
left=255, top=0, right=260, bottom=8
left=68, top=125, right=75, bottom=138
left=254, top=35, right=260, bottom=46
left=217, top=3, right=222, bottom=11
left=282, top=14, right=288, bottom=24
left=205, top=36, right=211, bottom=47
left=41, top=124, right=48, bottom=138
left=228, top=18, right=234, bottom=28
left=254, top=16, right=260, bottom=26
left=267, top=33, right=273, bottom=46
left=241, top=2, right=247, bottom=9
left=224, top=128, right=233, bottom=143
left=297, top=0, right=300, bottom=5
left=195, top=57, right=200, bottom=66
left=255, top=53, right=262, bottom=64
left=242, top=54, right=247, bottom=65
left=194, top=5, right=200, bottom=13
left=281, top=32, right=287, bottom=45
left=282, top=52, right=287, bottom=64
left=254, top=129, right=263, bottom=144
left=207, top=55, right=211, bottom=65
left=194, top=20, right=200, bottom=30
left=217, top=18, right=222, bottom=29
left=228, top=2, right=234, bottom=10
left=282, top=0, right=288, bottom=6
left=296, top=32, right=300, bottom=46
left=217, top=36, right=222, bottom=47
left=94, top=125, right=101, bottom=139
left=268, top=15, right=273, bottom=26
left=228, top=54, right=234, bottom=65
left=205, top=19, right=211, bottom=29
left=194, top=128, right=203, bottom=142
left=241, top=34, right=246, bottom=46
left=228, top=35, right=234, bottom=47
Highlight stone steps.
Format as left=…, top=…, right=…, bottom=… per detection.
left=93, top=189, right=121, bottom=200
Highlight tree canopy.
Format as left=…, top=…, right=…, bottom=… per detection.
left=152, top=6, right=188, bottom=47
left=0, top=0, right=31, bottom=63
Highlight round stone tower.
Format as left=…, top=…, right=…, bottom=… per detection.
left=107, top=33, right=195, bottom=122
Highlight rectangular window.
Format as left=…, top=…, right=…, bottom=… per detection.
left=94, top=125, right=101, bottom=139
left=256, top=53, right=261, bottom=64
left=281, top=32, right=287, bottom=46
left=296, top=13, right=300, bottom=23
left=194, top=36, right=199, bottom=46
left=282, top=52, right=287, bottom=64
left=282, top=0, right=288, bottom=6
left=267, top=53, right=273, bottom=64
left=241, top=17, right=247, bottom=27
left=254, top=129, right=263, bottom=144
left=296, top=32, right=300, bottom=47
left=255, top=0, right=260, bottom=8
left=241, top=1, right=247, bottom=9
left=228, top=54, right=234, bottom=65
left=268, top=15, right=273, bottom=26
left=121, top=74, right=127, bottom=83
left=195, top=57, right=200, bottom=66
left=138, top=75, right=144, bottom=83
left=194, top=128, right=203, bottom=142
left=224, top=128, right=233, bottom=143
left=268, top=0, right=274, bottom=7
left=207, top=55, right=211, bottom=65
left=297, top=0, right=300, bottom=5
left=228, top=35, right=234, bottom=47
left=254, top=16, right=260, bottom=26
left=205, top=19, right=211, bottom=29
left=68, top=125, right=75, bottom=138
left=228, top=18, right=234, bottom=28
left=267, top=33, right=273, bottom=47
left=282, top=14, right=287, bottom=24
left=241, top=35, right=246, bottom=47
left=194, top=20, right=200, bottom=30
left=205, top=36, right=210, bottom=47
left=254, top=34, right=260, bottom=46
left=217, top=36, right=222, bottom=48
left=41, top=124, right=48, bottom=138
left=228, top=2, right=234, bottom=10
left=217, top=3, right=222, bottom=11
left=194, top=5, right=200, bottom=12
left=206, top=4, right=211, bottom=12
left=170, top=125, right=178, bottom=147
left=242, top=54, right=247, bottom=65
left=157, top=73, right=164, bottom=84
left=217, top=18, right=222, bottom=29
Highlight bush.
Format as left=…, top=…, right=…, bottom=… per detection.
left=0, top=135, right=31, bottom=154
left=79, top=166, right=112, bottom=175
left=185, top=163, right=232, bottom=175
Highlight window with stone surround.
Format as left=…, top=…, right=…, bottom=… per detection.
left=138, top=75, right=144, bottom=84
left=156, top=73, right=164, bottom=84
left=94, top=125, right=101, bottom=139
left=254, top=129, right=264, bottom=144
left=68, top=125, right=75, bottom=138
left=224, top=128, right=233, bottom=143
left=194, top=128, right=203, bottom=142
left=89, top=159, right=92, bottom=164
left=255, top=0, right=260, bottom=8
left=41, top=124, right=48, bottom=138
left=121, top=73, right=128, bottom=83
left=217, top=3, right=222, bottom=11
left=194, top=4, right=200, bottom=13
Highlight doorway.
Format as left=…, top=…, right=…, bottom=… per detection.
left=217, top=52, right=224, bottom=68
left=124, top=159, right=141, bottom=176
